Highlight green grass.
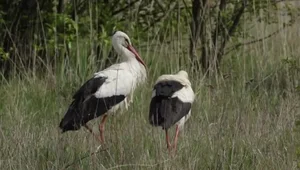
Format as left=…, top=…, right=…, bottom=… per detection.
left=1, top=19, right=300, bottom=170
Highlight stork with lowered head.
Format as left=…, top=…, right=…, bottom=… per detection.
left=149, top=70, right=195, bottom=153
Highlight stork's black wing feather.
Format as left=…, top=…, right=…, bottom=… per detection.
left=72, top=77, right=107, bottom=100
left=149, top=80, right=191, bottom=129
left=59, top=76, right=125, bottom=132
left=149, top=97, right=191, bottom=129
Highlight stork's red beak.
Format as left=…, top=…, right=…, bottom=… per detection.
left=127, top=45, right=146, bottom=68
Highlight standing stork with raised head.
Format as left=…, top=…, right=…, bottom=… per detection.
left=149, top=70, right=195, bottom=153
left=59, top=31, right=147, bottom=144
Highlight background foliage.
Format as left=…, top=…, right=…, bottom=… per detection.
left=1, top=0, right=296, bottom=76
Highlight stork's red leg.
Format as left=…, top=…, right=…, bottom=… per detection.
left=165, top=129, right=172, bottom=153
left=173, top=125, right=180, bottom=153
left=84, top=124, right=101, bottom=141
left=99, top=115, right=108, bottom=144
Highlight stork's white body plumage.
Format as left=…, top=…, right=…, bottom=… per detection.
left=59, top=31, right=146, bottom=144
left=149, top=70, right=194, bottom=153
left=170, top=82, right=194, bottom=129
left=93, top=57, right=146, bottom=114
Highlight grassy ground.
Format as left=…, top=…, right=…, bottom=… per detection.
left=1, top=19, right=300, bottom=170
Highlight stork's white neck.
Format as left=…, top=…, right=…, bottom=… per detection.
left=111, top=40, right=147, bottom=84
left=127, top=59, right=147, bottom=83
left=113, top=43, right=135, bottom=61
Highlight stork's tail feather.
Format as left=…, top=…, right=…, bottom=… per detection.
left=149, top=97, right=166, bottom=128
left=149, top=113, right=165, bottom=127
left=59, top=101, right=82, bottom=132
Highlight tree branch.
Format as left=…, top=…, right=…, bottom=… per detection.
left=112, top=0, right=140, bottom=16
left=217, top=0, right=248, bottom=61
left=155, top=0, right=166, bottom=11
left=182, top=0, right=193, bottom=17
left=143, top=2, right=177, bottom=32
left=224, top=23, right=288, bottom=55
left=71, top=0, right=88, bottom=20
left=212, top=0, right=227, bottom=47
left=228, top=0, right=248, bottom=39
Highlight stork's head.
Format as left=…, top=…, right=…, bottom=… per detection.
left=177, top=70, right=189, bottom=79
left=112, top=31, right=146, bottom=67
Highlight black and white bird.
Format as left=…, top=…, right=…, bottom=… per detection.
left=59, top=31, right=147, bottom=144
left=149, top=70, right=195, bottom=153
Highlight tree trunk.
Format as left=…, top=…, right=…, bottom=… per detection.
left=189, top=0, right=208, bottom=73
left=190, top=0, right=247, bottom=75
left=57, top=0, right=65, bottom=13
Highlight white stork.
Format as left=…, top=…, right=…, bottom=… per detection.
left=149, top=70, right=195, bottom=153
left=59, top=31, right=147, bottom=144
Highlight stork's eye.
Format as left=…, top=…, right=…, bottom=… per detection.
left=124, top=38, right=130, bottom=46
